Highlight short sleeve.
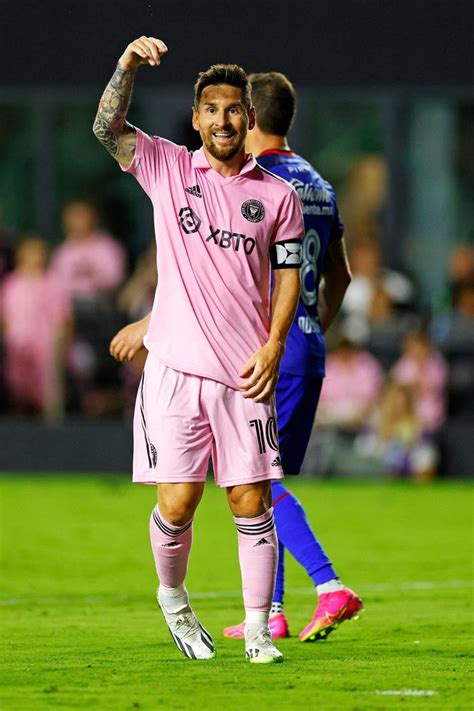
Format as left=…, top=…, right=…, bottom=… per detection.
left=271, top=188, right=304, bottom=245
left=269, top=188, right=304, bottom=269
left=329, top=199, right=344, bottom=242
left=120, top=128, right=184, bottom=197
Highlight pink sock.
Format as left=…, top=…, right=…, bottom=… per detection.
left=149, top=506, right=193, bottom=588
left=234, top=507, right=278, bottom=614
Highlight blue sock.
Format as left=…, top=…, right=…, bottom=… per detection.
left=273, top=540, right=285, bottom=604
left=271, top=481, right=337, bottom=587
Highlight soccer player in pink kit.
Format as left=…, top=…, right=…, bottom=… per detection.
left=0, top=236, right=71, bottom=418
left=93, top=37, right=304, bottom=663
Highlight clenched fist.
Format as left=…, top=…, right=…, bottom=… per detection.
left=118, top=36, right=168, bottom=71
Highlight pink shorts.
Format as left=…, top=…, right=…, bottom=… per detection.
left=133, top=354, right=284, bottom=487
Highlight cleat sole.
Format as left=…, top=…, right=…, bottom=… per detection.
left=248, top=655, right=284, bottom=664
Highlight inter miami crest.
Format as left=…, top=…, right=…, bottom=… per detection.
left=179, top=206, right=201, bottom=234
left=241, top=199, right=265, bottom=223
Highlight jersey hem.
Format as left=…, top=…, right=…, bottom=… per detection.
left=133, top=470, right=284, bottom=487
left=148, top=350, right=243, bottom=391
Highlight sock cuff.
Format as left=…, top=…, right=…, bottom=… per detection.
left=234, top=507, right=274, bottom=536
left=152, top=506, right=193, bottom=537
left=245, top=610, right=270, bottom=626
left=159, top=583, right=187, bottom=598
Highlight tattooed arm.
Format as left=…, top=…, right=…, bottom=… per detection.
left=318, top=237, right=352, bottom=333
left=92, top=36, right=168, bottom=167
left=92, top=63, right=137, bottom=166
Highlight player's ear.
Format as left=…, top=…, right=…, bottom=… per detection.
left=248, top=106, right=256, bottom=131
left=192, top=106, right=200, bottom=132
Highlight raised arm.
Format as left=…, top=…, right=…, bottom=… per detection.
left=92, top=36, right=168, bottom=167
left=318, top=237, right=352, bottom=333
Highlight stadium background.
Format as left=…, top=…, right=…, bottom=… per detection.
left=1, top=2, right=473, bottom=709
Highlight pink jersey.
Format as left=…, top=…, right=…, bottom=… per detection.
left=0, top=271, right=70, bottom=347
left=50, top=231, right=126, bottom=300
left=0, top=271, right=71, bottom=407
left=122, top=129, right=304, bottom=389
left=319, top=350, right=383, bottom=421
left=391, top=353, right=447, bottom=431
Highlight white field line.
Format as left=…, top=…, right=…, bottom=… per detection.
left=0, top=579, right=471, bottom=607
left=374, top=690, right=439, bottom=697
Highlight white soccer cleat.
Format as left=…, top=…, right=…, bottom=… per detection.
left=245, top=625, right=284, bottom=664
left=158, top=593, right=215, bottom=660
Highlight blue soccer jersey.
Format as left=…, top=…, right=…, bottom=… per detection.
left=257, top=150, right=344, bottom=378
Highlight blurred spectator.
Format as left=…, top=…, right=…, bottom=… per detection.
left=117, top=242, right=157, bottom=321
left=50, top=200, right=126, bottom=300
left=355, top=381, right=437, bottom=482
left=431, top=282, right=474, bottom=418
left=0, top=235, right=71, bottom=420
left=432, top=282, right=474, bottom=351
left=302, top=338, right=383, bottom=477
left=391, top=330, right=447, bottom=432
left=339, top=155, right=387, bottom=244
left=317, top=337, right=384, bottom=431
left=49, top=201, right=126, bottom=417
left=448, top=243, right=474, bottom=305
left=341, top=240, right=416, bottom=344
left=364, top=282, right=420, bottom=369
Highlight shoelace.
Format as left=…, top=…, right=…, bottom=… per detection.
left=248, top=628, right=273, bottom=648
left=174, top=612, right=200, bottom=640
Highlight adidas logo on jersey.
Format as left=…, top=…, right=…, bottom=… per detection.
left=271, top=457, right=281, bottom=467
left=185, top=184, right=202, bottom=198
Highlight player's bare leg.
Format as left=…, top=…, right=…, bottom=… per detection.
left=150, top=482, right=215, bottom=660
left=227, top=481, right=283, bottom=664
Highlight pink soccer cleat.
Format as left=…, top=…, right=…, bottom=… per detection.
left=298, top=588, right=363, bottom=642
left=224, top=613, right=290, bottom=640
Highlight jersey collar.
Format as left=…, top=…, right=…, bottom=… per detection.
left=191, top=147, right=257, bottom=176
left=259, top=148, right=296, bottom=157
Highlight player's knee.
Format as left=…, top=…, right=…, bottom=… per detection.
left=158, top=485, right=202, bottom=525
left=227, top=482, right=271, bottom=517
left=159, top=499, right=196, bottom=526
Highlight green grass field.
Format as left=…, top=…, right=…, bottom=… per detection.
left=1, top=476, right=472, bottom=711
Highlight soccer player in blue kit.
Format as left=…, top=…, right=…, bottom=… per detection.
left=110, top=71, right=363, bottom=642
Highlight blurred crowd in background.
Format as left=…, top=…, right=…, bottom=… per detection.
left=1, top=163, right=473, bottom=480
left=2, top=83, right=474, bottom=480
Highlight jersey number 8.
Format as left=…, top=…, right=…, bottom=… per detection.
left=300, top=228, right=321, bottom=308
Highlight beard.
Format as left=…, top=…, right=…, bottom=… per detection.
left=202, top=130, right=246, bottom=162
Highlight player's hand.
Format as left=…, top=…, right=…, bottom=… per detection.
left=109, top=319, right=148, bottom=363
left=239, top=338, right=283, bottom=403
left=118, top=37, right=168, bottom=71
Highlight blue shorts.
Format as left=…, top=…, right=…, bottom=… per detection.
left=276, top=372, right=323, bottom=475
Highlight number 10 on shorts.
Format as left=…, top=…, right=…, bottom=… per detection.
left=249, top=417, right=279, bottom=455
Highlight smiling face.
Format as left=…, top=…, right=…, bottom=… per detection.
left=192, top=84, right=255, bottom=162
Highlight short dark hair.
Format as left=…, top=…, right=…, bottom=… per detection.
left=248, top=72, right=296, bottom=136
left=194, top=64, right=252, bottom=112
